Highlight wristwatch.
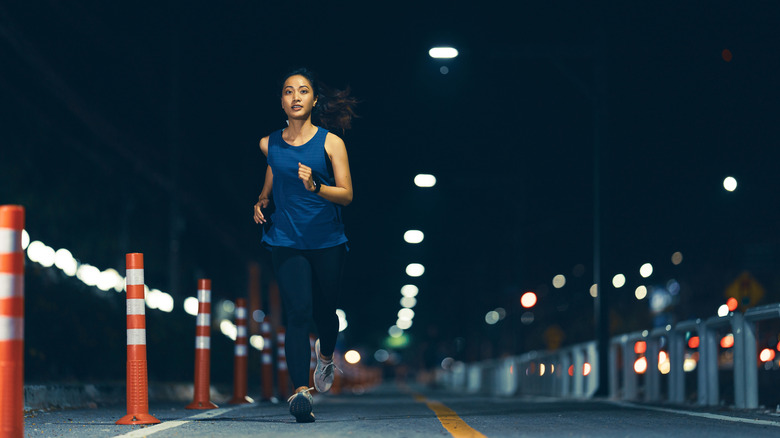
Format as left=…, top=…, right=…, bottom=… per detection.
left=312, top=178, right=321, bottom=193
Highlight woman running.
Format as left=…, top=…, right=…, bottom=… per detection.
left=253, top=68, right=356, bottom=423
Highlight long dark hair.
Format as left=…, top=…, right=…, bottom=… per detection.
left=280, top=68, right=358, bottom=134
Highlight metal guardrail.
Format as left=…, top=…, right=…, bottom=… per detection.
left=438, top=342, right=599, bottom=398
left=437, top=303, right=780, bottom=409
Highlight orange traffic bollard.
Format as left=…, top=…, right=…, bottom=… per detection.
left=0, top=205, right=25, bottom=438
left=276, top=328, right=290, bottom=399
left=116, top=253, right=160, bottom=425
left=260, top=318, right=274, bottom=401
left=229, top=298, right=253, bottom=404
left=186, top=279, right=218, bottom=409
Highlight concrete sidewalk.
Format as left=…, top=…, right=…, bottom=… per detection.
left=24, top=382, right=233, bottom=412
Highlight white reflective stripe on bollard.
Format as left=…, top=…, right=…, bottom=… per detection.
left=126, top=269, right=144, bottom=286
left=0, top=229, right=20, bottom=253
left=195, top=336, right=210, bottom=349
left=127, top=328, right=146, bottom=345
left=0, top=273, right=23, bottom=299
left=126, top=299, right=146, bottom=315
left=0, top=316, right=23, bottom=341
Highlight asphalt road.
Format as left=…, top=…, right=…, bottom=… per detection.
left=23, top=384, right=780, bottom=437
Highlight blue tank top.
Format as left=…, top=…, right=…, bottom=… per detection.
left=261, top=127, right=348, bottom=249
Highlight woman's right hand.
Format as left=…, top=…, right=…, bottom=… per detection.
left=253, top=197, right=270, bottom=224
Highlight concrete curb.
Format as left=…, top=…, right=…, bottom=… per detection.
left=24, top=382, right=233, bottom=412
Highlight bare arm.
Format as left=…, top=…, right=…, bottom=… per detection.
left=253, top=137, right=273, bottom=224
left=297, top=133, right=353, bottom=206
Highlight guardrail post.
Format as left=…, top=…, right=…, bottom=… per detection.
left=646, top=336, right=660, bottom=401
left=560, top=350, right=571, bottom=398
left=586, top=342, right=598, bottom=396
left=731, top=312, right=746, bottom=408
left=742, top=316, right=758, bottom=409
left=743, top=304, right=780, bottom=409
left=622, top=337, right=637, bottom=400
left=701, top=321, right=719, bottom=406
left=668, top=330, right=685, bottom=403
left=609, top=342, right=619, bottom=399
left=572, top=348, right=584, bottom=397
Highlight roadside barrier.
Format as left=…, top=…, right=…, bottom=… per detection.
left=186, top=279, right=218, bottom=409
left=438, top=303, right=780, bottom=410
left=229, top=298, right=253, bottom=404
left=277, top=328, right=290, bottom=399
left=0, top=205, right=25, bottom=438
left=116, top=253, right=160, bottom=425
left=260, top=318, right=274, bottom=400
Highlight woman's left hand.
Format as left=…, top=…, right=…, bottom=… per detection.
left=298, top=162, right=316, bottom=192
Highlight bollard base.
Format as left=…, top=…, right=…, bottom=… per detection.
left=229, top=395, right=254, bottom=404
left=186, top=400, right=219, bottom=409
left=116, top=413, right=161, bottom=425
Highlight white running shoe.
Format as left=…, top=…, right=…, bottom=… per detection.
left=314, top=338, right=340, bottom=393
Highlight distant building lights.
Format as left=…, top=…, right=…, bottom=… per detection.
left=634, top=357, right=648, bottom=374
left=552, top=274, right=566, bottom=289
left=485, top=310, right=499, bottom=325
left=220, top=320, right=237, bottom=341
left=717, top=304, right=730, bottom=317
left=589, top=284, right=598, bottom=298
left=520, top=291, right=537, bottom=308
left=374, top=349, right=390, bottom=362
left=760, top=348, right=776, bottom=363
left=429, top=47, right=458, bottom=59
left=345, top=350, right=361, bottom=364
left=639, top=263, right=653, bottom=278
left=400, top=296, right=417, bottom=308
left=397, top=308, right=415, bottom=321
left=21, top=229, right=30, bottom=249
left=612, top=274, right=626, bottom=288
left=388, top=325, right=403, bottom=338
left=396, top=318, right=412, bottom=330
left=249, top=335, right=264, bottom=351
left=414, top=174, right=436, bottom=187
left=401, top=284, right=419, bottom=297
left=671, top=251, right=683, bottom=265
left=184, top=297, right=199, bottom=315
left=336, top=309, right=348, bottom=332
left=635, top=285, right=648, bottom=300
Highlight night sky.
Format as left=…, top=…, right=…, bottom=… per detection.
left=2, top=2, right=779, bottom=366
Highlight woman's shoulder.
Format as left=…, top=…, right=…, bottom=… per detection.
left=324, top=130, right=345, bottom=147
left=260, top=129, right=285, bottom=145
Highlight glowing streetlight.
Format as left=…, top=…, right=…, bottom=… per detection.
left=428, top=47, right=458, bottom=59
left=723, top=176, right=737, bottom=192
left=404, top=230, right=424, bottom=244
left=414, top=174, right=436, bottom=187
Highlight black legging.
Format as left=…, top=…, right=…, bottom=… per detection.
left=271, top=244, right=346, bottom=389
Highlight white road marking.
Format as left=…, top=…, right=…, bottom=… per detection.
left=614, top=401, right=780, bottom=428
left=112, top=404, right=256, bottom=437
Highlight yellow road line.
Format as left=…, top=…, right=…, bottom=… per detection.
left=413, top=393, right=487, bottom=438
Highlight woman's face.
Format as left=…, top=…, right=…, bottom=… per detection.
left=281, top=75, right=317, bottom=119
